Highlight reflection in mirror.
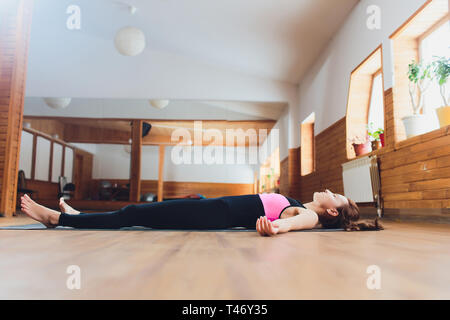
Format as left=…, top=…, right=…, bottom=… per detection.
left=20, top=97, right=286, bottom=210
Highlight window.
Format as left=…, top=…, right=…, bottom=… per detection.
left=52, top=143, right=63, bottom=183
left=346, top=45, right=384, bottom=159
left=368, top=72, right=385, bottom=132
left=18, top=130, right=33, bottom=178
left=35, top=136, right=51, bottom=181
left=419, top=19, right=450, bottom=112
left=301, top=112, right=315, bottom=176
left=259, top=147, right=280, bottom=193
left=390, top=0, right=449, bottom=142
left=64, top=147, right=74, bottom=183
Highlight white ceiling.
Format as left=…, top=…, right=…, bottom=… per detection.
left=25, top=0, right=358, bottom=121
left=112, top=0, right=359, bottom=84
left=30, top=0, right=358, bottom=84
left=98, top=0, right=358, bottom=85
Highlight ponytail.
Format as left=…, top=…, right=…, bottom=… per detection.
left=342, top=217, right=383, bottom=231
left=318, top=197, right=384, bottom=232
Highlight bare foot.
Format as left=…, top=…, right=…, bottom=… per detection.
left=20, top=194, right=60, bottom=228
left=59, top=197, right=80, bottom=215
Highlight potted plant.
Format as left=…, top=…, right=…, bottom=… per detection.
left=348, top=134, right=372, bottom=156
left=402, top=60, right=435, bottom=138
left=433, top=56, right=450, bottom=128
left=367, top=122, right=384, bottom=150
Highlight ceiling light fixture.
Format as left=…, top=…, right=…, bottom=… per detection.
left=114, top=26, right=146, bottom=56
left=43, top=97, right=72, bottom=109
left=149, top=99, right=170, bottom=109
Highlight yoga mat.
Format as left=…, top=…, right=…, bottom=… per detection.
left=0, top=223, right=345, bottom=232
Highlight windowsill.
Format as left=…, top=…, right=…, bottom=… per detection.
left=301, top=171, right=316, bottom=178
left=345, top=124, right=450, bottom=161
left=395, top=124, right=450, bottom=151
left=347, top=145, right=389, bottom=161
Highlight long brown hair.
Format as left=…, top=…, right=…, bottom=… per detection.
left=317, top=197, right=383, bottom=231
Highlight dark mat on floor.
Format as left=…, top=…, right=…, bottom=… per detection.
left=0, top=223, right=345, bottom=232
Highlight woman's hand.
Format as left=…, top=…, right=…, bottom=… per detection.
left=256, top=216, right=280, bottom=236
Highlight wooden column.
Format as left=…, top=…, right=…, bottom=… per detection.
left=0, top=0, right=34, bottom=217
left=157, top=145, right=165, bottom=202
left=129, top=120, right=142, bottom=202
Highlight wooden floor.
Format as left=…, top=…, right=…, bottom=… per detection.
left=0, top=213, right=449, bottom=299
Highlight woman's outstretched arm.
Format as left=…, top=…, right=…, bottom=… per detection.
left=256, top=208, right=319, bottom=236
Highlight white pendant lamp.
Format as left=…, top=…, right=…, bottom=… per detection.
left=43, top=97, right=72, bottom=109
left=114, top=26, right=146, bottom=56
left=149, top=99, right=170, bottom=109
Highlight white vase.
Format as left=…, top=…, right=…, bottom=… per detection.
left=402, top=114, right=435, bottom=138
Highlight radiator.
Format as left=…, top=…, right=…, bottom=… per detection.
left=341, top=155, right=383, bottom=217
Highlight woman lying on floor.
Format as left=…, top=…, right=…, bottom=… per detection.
left=20, top=189, right=383, bottom=236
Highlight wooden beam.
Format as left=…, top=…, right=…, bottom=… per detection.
left=25, top=116, right=276, bottom=147
left=0, top=0, right=34, bottom=217
left=157, top=145, right=165, bottom=202
left=129, top=120, right=142, bottom=202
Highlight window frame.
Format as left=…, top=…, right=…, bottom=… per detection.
left=345, top=45, right=385, bottom=160
left=367, top=69, right=386, bottom=130
left=389, top=0, right=449, bottom=144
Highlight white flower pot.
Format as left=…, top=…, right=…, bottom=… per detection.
left=402, top=114, right=435, bottom=138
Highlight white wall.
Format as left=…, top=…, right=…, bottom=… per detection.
left=292, top=0, right=429, bottom=148
left=18, top=131, right=33, bottom=178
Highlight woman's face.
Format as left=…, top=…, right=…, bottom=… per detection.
left=313, top=189, right=348, bottom=209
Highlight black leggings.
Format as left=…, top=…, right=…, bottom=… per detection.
left=58, top=194, right=266, bottom=230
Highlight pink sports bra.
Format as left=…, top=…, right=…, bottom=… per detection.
left=258, top=193, right=306, bottom=222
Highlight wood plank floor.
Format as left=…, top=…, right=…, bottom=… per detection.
left=0, top=214, right=449, bottom=299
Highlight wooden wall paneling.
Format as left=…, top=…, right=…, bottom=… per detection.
left=23, top=180, right=58, bottom=200
left=90, top=179, right=254, bottom=200
left=0, top=1, right=34, bottom=216
left=24, top=118, right=65, bottom=139
left=279, top=156, right=289, bottom=195
left=285, top=87, right=450, bottom=210
left=28, top=116, right=276, bottom=147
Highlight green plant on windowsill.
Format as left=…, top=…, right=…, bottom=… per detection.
left=403, top=60, right=434, bottom=138
left=366, top=122, right=384, bottom=150
left=432, top=56, right=450, bottom=128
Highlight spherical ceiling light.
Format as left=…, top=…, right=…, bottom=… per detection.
left=114, top=26, right=146, bottom=56
left=43, top=97, right=72, bottom=109
left=149, top=99, right=170, bottom=109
